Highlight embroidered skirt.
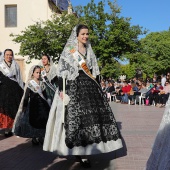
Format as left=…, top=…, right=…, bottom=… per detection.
left=65, top=70, right=121, bottom=148
left=43, top=70, right=122, bottom=155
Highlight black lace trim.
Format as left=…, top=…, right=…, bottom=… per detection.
left=64, top=70, right=121, bottom=149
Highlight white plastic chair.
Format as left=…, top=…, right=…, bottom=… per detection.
left=128, top=98, right=136, bottom=105
left=107, top=92, right=116, bottom=102
left=139, top=93, right=146, bottom=105
left=107, top=92, right=111, bottom=102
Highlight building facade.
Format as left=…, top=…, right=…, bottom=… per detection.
left=0, top=0, right=60, bottom=81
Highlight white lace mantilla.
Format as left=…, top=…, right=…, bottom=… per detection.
left=57, top=26, right=100, bottom=80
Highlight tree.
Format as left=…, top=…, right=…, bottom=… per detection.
left=11, top=0, right=145, bottom=78
left=126, top=30, right=170, bottom=77
left=98, top=58, right=121, bottom=78
left=120, top=64, right=136, bottom=79
left=11, top=12, right=80, bottom=63
left=75, top=0, right=145, bottom=77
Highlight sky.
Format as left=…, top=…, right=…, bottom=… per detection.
left=71, top=0, right=170, bottom=34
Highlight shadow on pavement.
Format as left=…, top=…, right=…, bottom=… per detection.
left=47, top=134, right=127, bottom=170
left=116, top=121, right=127, bottom=158
left=0, top=121, right=127, bottom=170
left=0, top=140, right=57, bottom=170
left=47, top=155, right=113, bottom=170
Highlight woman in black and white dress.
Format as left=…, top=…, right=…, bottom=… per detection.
left=13, top=65, right=50, bottom=145
left=43, top=24, right=123, bottom=167
left=0, top=49, right=23, bottom=136
left=39, top=54, right=58, bottom=105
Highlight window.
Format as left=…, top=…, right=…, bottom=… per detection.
left=5, top=5, right=17, bottom=27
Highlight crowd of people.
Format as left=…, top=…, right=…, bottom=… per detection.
left=0, top=24, right=123, bottom=168
left=102, top=75, right=170, bottom=108
left=1, top=24, right=170, bottom=169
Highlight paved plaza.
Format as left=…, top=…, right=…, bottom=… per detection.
left=0, top=102, right=164, bottom=170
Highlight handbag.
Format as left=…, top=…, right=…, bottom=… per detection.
left=130, top=88, right=134, bottom=95
left=145, top=99, right=149, bottom=106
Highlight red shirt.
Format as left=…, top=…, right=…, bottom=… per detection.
left=122, top=84, right=131, bottom=93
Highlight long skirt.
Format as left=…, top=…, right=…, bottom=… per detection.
left=13, top=103, right=46, bottom=138
left=0, top=71, right=23, bottom=128
left=43, top=70, right=122, bottom=155
left=146, top=96, right=170, bottom=170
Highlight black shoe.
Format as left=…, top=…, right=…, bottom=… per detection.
left=75, top=156, right=91, bottom=168
left=32, top=138, right=39, bottom=145
left=80, top=159, right=91, bottom=168
left=4, top=131, right=13, bottom=137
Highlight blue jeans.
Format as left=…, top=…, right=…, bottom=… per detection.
left=121, top=93, right=128, bottom=103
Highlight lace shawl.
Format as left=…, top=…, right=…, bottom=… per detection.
left=57, top=25, right=100, bottom=80
left=26, top=65, right=46, bottom=92
left=0, top=54, right=24, bottom=89
left=39, top=56, right=58, bottom=82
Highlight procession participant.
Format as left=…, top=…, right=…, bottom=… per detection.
left=13, top=65, right=50, bottom=145
left=39, top=54, right=58, bottom=105
left=43, top=24, right=123, bottom=168
left=0, top=49, right=23, bottom=137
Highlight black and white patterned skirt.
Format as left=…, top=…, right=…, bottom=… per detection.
left=65, top=70, right=121, bottom=149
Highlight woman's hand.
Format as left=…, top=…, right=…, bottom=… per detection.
left=60, top=91, right=63, bottom=100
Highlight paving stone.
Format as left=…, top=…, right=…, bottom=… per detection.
left=0, top=102, right=164, bottom=170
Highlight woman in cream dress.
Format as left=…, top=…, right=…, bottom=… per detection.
left=43, top=24, right=123, bottom=167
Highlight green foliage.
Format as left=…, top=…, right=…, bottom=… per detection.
left=75, top=0, right=145, bottom=77
left=120, top=64, right=136, bottom=79
left=98, top=58, right=121, bottom=78
left=11, top=12, right=80, bottom=63
left=11, top=0, right=145, bottom=78
left=126, top=30, right=170, bottom=77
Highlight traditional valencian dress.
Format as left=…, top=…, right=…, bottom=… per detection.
left=146, top=96, right=170, bottom=169
left=43, top=26, right=123, bottom=155
left=39, top=57, right=58, bottom=105
left=13, top=66, right=50, bottom=138
left=0, top=56, right=23, bottom=129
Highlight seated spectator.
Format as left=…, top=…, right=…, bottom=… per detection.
left=114, top=87, right=122, bottom=102
left=146, top=82, right=153, bottom=89
left=148, top=82, right=163, bottom=106
left=121, top=80, right=131, bottom=104
left=106, top=81, right=115, bottom=101
left=136, top=82, right=150, bottom=105
left=128, top=81, right=138, bottom=105
left=129, top=82, right=148, bottom=105
left=156, top=80, right=170, bottom=107
left=106, top=81, right=115, bottom=93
